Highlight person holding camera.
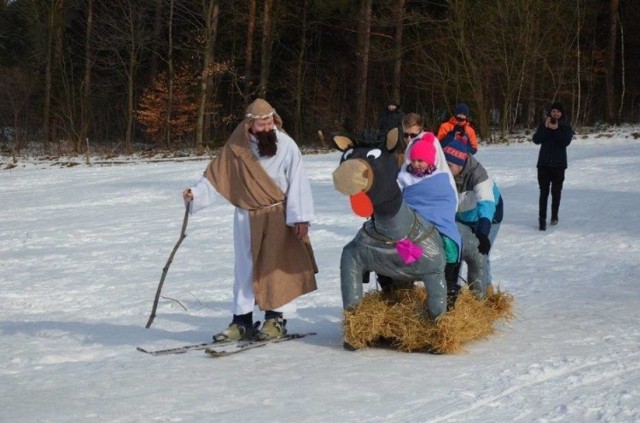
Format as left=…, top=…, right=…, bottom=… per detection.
left=533, top=101, right=573, bottom=231
left=436, top=103, right=479, bottom=154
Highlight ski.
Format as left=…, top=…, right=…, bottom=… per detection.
left=137, top=339, right=237, bottom=356
left=137, top=322, right=262, bottom=356
left=204, top=332, right=316, bottom=357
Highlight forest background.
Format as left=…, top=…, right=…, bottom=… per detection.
left=0, top=0, right=638, bottom=157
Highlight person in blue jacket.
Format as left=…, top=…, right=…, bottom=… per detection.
left=443, top=139, right=504, bottom=297
left=533, top=101, right=573, bottom=231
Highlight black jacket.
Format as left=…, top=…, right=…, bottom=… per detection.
left=378, top=107, right=404, bottom=136
left=532, top=116, right=573, bottom=168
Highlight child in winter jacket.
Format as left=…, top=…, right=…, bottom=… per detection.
left=443, top=139, right=503, bottom=298
left=397, top=133, right=461, bottom=267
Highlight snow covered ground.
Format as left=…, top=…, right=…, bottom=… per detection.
left=1, top=127, right=640, bottom=422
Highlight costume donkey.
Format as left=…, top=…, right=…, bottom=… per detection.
left=332, top=128, right=486, bottom=321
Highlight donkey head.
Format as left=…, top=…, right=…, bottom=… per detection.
left=331, top=128, right=402, bottom=218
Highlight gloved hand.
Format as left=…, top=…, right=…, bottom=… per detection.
left=476, top=233, right=491, bottom=255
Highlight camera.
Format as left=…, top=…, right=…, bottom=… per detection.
left=549, top=117, right=557, bottom=125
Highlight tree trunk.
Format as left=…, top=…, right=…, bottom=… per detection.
left=606, top=0, right=619, bottom=123
left=293, top=0, right=308, bottom=142
left=391, top=0, right=405, bottom=104
left=616, top=11, right=625, bottom=123
left=124, top=2, right=137, bottom=155
left=149, top=0, right=163, bottom=84
left=455, top=10, right=488, bottom=138
left=244, top=0, right=256, bottom=103
left=195, top=0, right=219, bottom=148
left=164, top=0, right=174, bottom=149
left=258, top=0, right=273, bottom=98
left=80, top=0, right=93, bottom=149
left=575, top=0, right=583, bottom=127
left=43, top=0, right=58, bottom=151
left=354, top=0, right=372, bottom=132
left=126, top=38, right=136, bottom=155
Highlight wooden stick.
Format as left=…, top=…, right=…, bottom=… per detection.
left=159, top=295, right=188, bottom=311
left=145, top=204, right=190, bottom=328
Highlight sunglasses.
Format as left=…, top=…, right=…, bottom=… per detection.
left=403, top=132, right=420, bottom=139
left=455, top=116, right=467, bottom=122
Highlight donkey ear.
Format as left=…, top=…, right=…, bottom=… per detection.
left=385, top=127, right=400, bottom=152
left=331, top=134, right=354, bottom=152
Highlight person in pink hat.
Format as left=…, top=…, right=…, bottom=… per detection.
left=397, top=132, right=462, bottom=290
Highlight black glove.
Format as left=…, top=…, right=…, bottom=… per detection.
left=476, top=233, right=491, bottom=255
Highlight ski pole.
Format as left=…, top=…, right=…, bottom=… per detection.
left=145, top=203, right=190, bottom=328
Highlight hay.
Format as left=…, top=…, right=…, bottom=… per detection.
left=343, top=286, right=514, bottom=354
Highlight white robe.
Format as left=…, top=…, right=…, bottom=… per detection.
left=189, top=128, right=315, bottom=315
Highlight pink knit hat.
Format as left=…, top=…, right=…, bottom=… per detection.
left=409, top=132, right=437, bottom=165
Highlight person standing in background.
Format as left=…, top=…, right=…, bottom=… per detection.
left=437, top=103, right=479, bottom=154
left=378, top=100, right=404, bottom=137
left=532, top=102, right=573, bottom=231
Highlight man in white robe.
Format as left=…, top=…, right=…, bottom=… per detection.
left=183, top=99, right=317, bottom=341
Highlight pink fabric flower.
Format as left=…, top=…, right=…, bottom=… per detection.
left=396, top=239, right=423, bottom=264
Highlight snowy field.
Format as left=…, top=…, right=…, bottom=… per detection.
left=1, top=127, right=640, bottom=422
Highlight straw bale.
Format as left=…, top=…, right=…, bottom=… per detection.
left=343, top=286, right=513, bottom=354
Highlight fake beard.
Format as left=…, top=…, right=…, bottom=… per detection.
left=252, top=129, right=278, bottom=157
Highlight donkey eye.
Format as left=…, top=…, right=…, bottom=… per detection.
left=342, top=148, right=354, bottom=161
left=366, top=149, right=382, bottom=160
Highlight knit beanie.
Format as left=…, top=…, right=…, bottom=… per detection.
left=550, top=102, right=564, bottom=114
left=409, top=133, right=436, bottom=165
left=454, top=103, right=470, bottom=117
left=443, top=139, right=469, bottom=167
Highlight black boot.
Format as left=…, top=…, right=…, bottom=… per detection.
left=264, top=310, right=283, bottom=321
left=445, top=262, right=461, bottom=310
left=539, top=219, right=546, bottom=231
left=232, top=312, right=253, bottom=327
left=377, top=274, right=394, bottom=293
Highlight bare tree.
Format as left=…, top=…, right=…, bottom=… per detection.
left=606, top=0, right=619, bottom=123
left=492, top=0, right=544, bottom=137
left=80, top=0, right=93, bottom=149
left=94, top=0, right=152, bottom=154
left=164, top=0, right=174, bottom=149
left=293, top=0, right=309, bottom=141
left=354, top=0, right=372, bottom=131
left=42, top=0, right=65, bottom=151
left=445, top=0, right=489, bottom=138
left=257, top=0, right=274, bottom=98
left=0, top=66, right=36, bottom=153
left=243, top=0, right=256, bottom=103
left=195, top=0, right=219, bottom=148
left=616, top=11, right=625, bottom=123
left=391, top=0, right=405, bottom=105
left=149, top=0, right=163, bottom=84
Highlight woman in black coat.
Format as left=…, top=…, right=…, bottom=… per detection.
left=532, top=102, right=573, bottom=231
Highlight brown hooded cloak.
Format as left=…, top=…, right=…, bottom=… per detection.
left=203, top=99, right=317, bottom=310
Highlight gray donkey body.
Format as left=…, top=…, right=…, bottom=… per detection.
left=332, top=129, right=486, bottom=321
